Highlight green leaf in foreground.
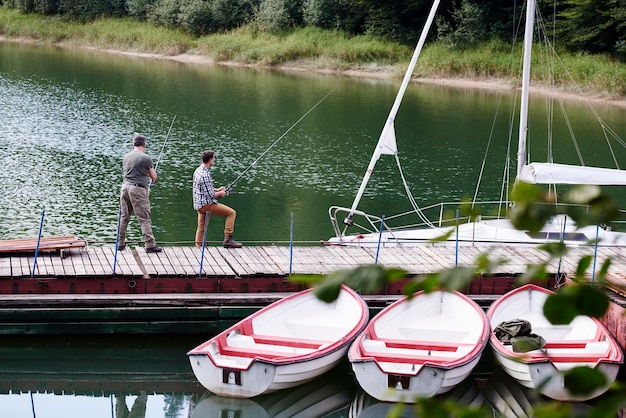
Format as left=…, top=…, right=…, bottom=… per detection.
left=563, top=366, right=608, bottom=397
left=543, top=284, right=609, bottom=324
left=293, top=265, right=407, bottom=303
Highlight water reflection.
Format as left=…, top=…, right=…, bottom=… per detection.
left=192, top=373, right=353, bottom=418
left=0, top=333, right=617, bottom=417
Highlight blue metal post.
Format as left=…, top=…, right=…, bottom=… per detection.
left=556, top=215, right=567, bottom=278
left=455, top=209, right=459, bottom=266
left=199, top=212, right=209, bottom=276
left=375, top=216, right=385, bottom=265
left=592, top=225, right=599, bottom=283
left=32, top=209, right=45, bottom=278
left=113, top=209, right=121, bottom=274
left=289, top=212, right=294, bottom=275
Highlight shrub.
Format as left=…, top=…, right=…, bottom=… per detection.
left=254, top=0, right=302, bottom=33
left=210, top=0, right=258, bottom=30
left=302, top=0, right=365, bottom=33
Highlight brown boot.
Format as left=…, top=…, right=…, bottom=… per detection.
left=223, top=235, right=242, bottom=248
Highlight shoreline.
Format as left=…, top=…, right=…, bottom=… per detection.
left=2, top=36, right=626, bottom=108
left=76, top=48, right=626, bottom=109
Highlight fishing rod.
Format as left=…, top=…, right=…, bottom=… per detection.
left=154, top=114, right=177, bottom=173
left=225, top=87, right=337, bottom=194
left=149, top=114, right=176, bottom=191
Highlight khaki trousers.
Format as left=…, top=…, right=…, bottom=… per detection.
left=119, top=184, right=156, bottom=248
left=196, top=202, right=236, bottom=246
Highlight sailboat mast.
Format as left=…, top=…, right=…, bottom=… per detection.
left=517, top=0, right=535, bottom=179
left=344, top=0, right=441, bottom=225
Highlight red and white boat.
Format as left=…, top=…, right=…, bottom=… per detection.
left=487, top=284, right=623, bottom=401
left=187, top=285, right=368, bottom=398
left=348, top=289, right=489, bottom=403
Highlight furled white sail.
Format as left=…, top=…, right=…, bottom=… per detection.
left=519, top=162, right=626, bottom=185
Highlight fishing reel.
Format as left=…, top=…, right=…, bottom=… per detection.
left=225, top=185, right=234, bottom=196
left=343, top=216, right=354, bottom=226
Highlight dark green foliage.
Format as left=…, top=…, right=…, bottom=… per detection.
left=210, top=0, right=258, bottom=30
left=126, top=0, right=155, bottom=20
left=178, top=0, right=215, bottom=35
left=33, top=0, right=59, bottom=15
left=2, top=0, right=625, bottom=59
left=563, top=366, right=608, bottom=397
left=147, top=0, right=180, bottom=28
left=302, top=0, right=365, bottom=33
left=139, top=0, right=257, bottom=33
left=556, top=0, right=626, bottom=58
left=254, top=0, right=303, bottom=32
left=58, top=0, right=125, bottom=21
left=436, top=0, right=490, bottom=49
left=357, top=0, right=432, bottom=44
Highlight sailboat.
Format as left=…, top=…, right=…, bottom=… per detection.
left=326, top=0, right=626, bottom=248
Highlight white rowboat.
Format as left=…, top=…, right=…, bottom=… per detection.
left=487, top=284, right=623, bottom=401
left=187, top=285, right=368, bottom=398
left=349, top=289, right=489, bottom=403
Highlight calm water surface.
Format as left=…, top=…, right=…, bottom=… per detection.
left=1, top=41, right=625, bottom=417
left=2, top=41, right=626, bottom=245
left=0, top=334, right=601, bottom=418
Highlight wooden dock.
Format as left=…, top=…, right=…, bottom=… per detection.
left=0, top=244, right=624, bottom=342
left=1, top=243, right=626, bottom=280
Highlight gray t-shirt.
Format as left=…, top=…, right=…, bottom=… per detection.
left=123, top=149, right=153, bottom=187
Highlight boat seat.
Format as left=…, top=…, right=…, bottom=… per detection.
left=250, top=334, right=331, bottom=349
left=218, top=334, right=316, bottom=360
left=525, top=350, right=612, bottom=363
left=377, top=337, right=474, bottom=352
left=360, top=338, right=471, bottom=364
left=360, top=344, right=462, bottom=364
left=237, top=321, right=333, bottom=348
left=543, top=339, right=594, bottom=349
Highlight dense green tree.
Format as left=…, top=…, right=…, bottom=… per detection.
left=1, top=0, right=625, bottom=59
left=556, top=0, right=626, bottom=56
left=302, top=0, right=366, bottom=33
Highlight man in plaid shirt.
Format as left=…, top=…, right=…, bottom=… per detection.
left=193, top=150, right=242, bottom=248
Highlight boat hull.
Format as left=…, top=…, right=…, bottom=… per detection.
left=189, top=346, right=348, bottom=398
left=349, top=290, right=489, bottom=403
left=487, top=284, right=623, bottom=401
left=187, top=286, right=369, bottom=398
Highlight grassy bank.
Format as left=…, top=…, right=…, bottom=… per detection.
left=1, top=6, right=625, bottom=100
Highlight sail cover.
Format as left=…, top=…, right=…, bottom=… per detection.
left=519, top=163, right=626, bottom=185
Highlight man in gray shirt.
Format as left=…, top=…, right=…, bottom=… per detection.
left=118, top=134, right=162, bottom=253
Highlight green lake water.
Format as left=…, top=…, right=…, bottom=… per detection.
left=2, top=41, right=626, bottom=246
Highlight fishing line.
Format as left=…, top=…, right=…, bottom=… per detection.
left=226, top=87, right=337, bottom=194
left=154, top=114, right=177, bottom=173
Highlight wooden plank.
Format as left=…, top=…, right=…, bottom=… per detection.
left=59, top=250, right=76, bottom=277
left=0, top=235, right=86, bottom=254
left=168, top=247, right=197, bottom=277
left=194, top=247, right=228, bottom=277
left=216, top=247, right=254, bottom=276
left=33, top=253, right=52, bottom=277
left=254, top=247, right=287, bottom=275
left=49, top=252, right=66, bottom=277
left=161, top=247, right=188, bottom=277
left=135, top=247, right=176, bottom=277
left=0, top=257, right=12, bottom=278
left=117, top=248, right=145, bottom=277
left=70, top=248, right=90, bottom=276
left=89, top=248, right=110, bottom=277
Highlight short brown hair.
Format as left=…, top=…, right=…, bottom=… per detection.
left=201, top=150, right=215, bottom=163
left=133, top=134, right=147, bottom=147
